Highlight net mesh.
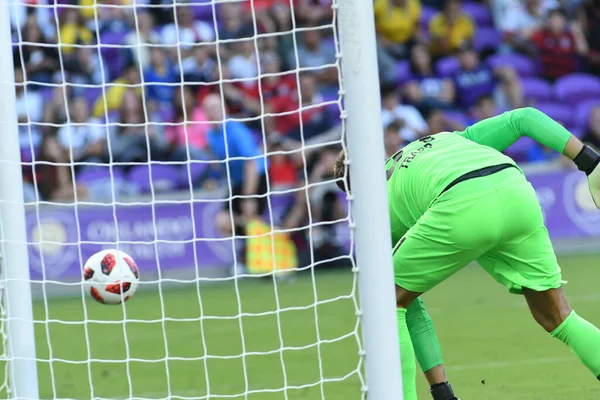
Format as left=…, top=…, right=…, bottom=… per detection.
left=5, top=0, right=366, bottom=398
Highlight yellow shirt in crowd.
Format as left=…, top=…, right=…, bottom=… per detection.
left=93, top=78, right=142, bottom=118
left=429, top=13, right=475, bottom=56
left=374, top=0, right=421, bottom=44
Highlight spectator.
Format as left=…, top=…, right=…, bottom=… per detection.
left=380, top=85, right=428, bottom=141
left=15, top=66, right=44, bottom=127
left=17, top=15, right=59, bottom=85
left=64, top=47, right=107, bottom=96
left=34, top=133, right=89, bottom=202
left=287, top=28, right=337, bottom=85
left=267, top=138, right=299, bottom=187
left=429, top=0, right=475, bottom=58
left=471, top=95, right=500, bottom=123
left=144, top=48, right=178, bottom=112
left=179, top=46, right=217, bottom=85
left=453, top=46, right=523, bottom=111
left=271, top=73, right=336, bottom=141
left=374, top=0, right=422, bottom=75
left=582, top=105, right=600, bottom=150
left=227, top=39, right=259, bottom=80
left=532, top=8, right=588, bottom=81
left=10, top=0, right=55, bottom=40
left=92, top=2, right=130, bottom=35
left=307, top=145, right=345, bottom=263
left=271, top=3, right=295, bottom=70
left=93, top=63, right=141, bottom=118
left=494, top=0, right=551, bottom=54
left=161, top=4, right=214, bottom=62
left=384, top=121, right=405, bottom=159
left=203, top=94, right=268, bottom=237
left=59, top=8, right=93, bottom=55
left=586, top=0, right=600, bottom=75
left=403, top=44, right=456, bottom=111
left=166, top=86, right=210, bottom=158
left=294, top=0, right=334, bottom=26
left=57, top=97, right=106, bottom=164
left=219, top=2, right=254, bottom=40
left=425, top=108, right=466, bottom=134
left=108, top=90, right=169, bottom=163
left=125, top=11, right=160, bottom=70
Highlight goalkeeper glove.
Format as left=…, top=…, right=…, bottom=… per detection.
left=573, top=145, right=600, bottom=209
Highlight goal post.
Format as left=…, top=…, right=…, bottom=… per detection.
left=337, top=0, right=403, bottom=399
left=1, top=0, right=403, bottom=398
left=0, top=0, right=40, bottom=398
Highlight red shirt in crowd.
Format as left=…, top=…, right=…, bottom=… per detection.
left=532, top=29, right=578, bottom=80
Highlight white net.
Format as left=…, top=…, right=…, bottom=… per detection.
left=4, top=0, right=366, bottom=398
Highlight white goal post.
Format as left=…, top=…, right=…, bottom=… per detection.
left=0, top=0, right=401, bottom=398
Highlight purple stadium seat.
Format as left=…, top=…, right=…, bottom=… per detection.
left=568, top=126, right=584, bottom=138
left=420, top=6, right=438, bottom=28
left=179, top=162, right=210, bottom=188
left=396, top=61, right=412, bottom=84
left=443, top=110, right=469, bottom=127
left=575, top=99, right=600, bottom=128
left=435, top=56, right=460, bottom=78
left=99, top=31, right=127, bottom=45
left=554, top=74, right=600, bottom=105
left=535, top=102, right=573, bottom=127
left=192, top=2, right=214, bottom=22
left=520, top=77, right=553, bottom=104
left=83, top=87, right=103, bottom=106
left=462, top=2, right=492, bottom=26
left=486, top=54, right=537, bottom=77
left=76, top=167, right=126, bottom=184
left=128, top=164, right=179, bottom=193
left=504, top=136, right=536, bottom=163
left=474, top=27, right=502, bottom=52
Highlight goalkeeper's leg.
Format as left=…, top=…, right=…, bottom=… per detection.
left=524, top=287, right=600, bottom=380
left=407, top=298, right=459, bottom=400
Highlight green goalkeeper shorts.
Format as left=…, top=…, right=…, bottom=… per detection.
left=393, top=166, right=563, bottom=294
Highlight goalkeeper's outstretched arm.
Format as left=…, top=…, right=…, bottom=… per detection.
left=456, top=107, right=600, bottom=208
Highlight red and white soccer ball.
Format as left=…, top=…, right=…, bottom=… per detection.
left=83, top=249, right=140, bottom=304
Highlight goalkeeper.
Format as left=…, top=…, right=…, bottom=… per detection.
left=333, top=107, right=600, bottom=400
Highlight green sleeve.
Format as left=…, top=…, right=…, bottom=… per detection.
left=456, top=107, right=572, bottom=154
left=406, top=298, right=444, bottom=373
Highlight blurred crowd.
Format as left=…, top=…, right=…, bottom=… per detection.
left=10, top=0, right=600, bottom=260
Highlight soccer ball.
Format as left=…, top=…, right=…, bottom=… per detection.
left=83, top=249, right=140, bottom=304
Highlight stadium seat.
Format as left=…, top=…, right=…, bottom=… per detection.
left=554, top=74, right=600, bottom=105
left=462, top=2, right=493, bottom=26
left=98, top=32, right=128, bottom=81
left=76, top=166, right=127, bottom=184
left=568, top=126, right=584, bottom=138
left=503, top=136, right=536, bottom=163
left=485, top=53, right=537, bottom=77
left=420, top=6, right=438, bottom=29
left=128, top=164, right=180, bottom=193
left=192, top=1, right=214, bottom=21
left=178, top=162, right=210, bottom=188
left=520, top=77, right=553, bottom=104
left=535, top=102, right=574, bottom=127
left=396, top=60, right=412, bottom=85
left=474, top=27, right=503, bottom=53
left=575, top=99, right=600, bottom=128
left=443, top=110, right=469, bottom=127
left=435, top=56, right=461, bottom=78
left=83, top=87, right=103, bottom=106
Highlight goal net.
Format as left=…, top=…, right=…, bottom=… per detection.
left=0, top=0, right=393, bottom=398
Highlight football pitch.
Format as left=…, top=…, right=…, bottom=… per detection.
left=10, top=254, right=600, bottom=399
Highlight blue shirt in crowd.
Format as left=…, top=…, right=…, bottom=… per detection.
left=207, top=120, right=267, bottom=186
left=143, top=65, right=177, bottom=105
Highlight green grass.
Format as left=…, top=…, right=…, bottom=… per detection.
left=11, top=254, right=600, bottom=399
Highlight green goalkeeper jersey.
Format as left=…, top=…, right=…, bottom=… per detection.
left=385, top=108, right=573, bottom=245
